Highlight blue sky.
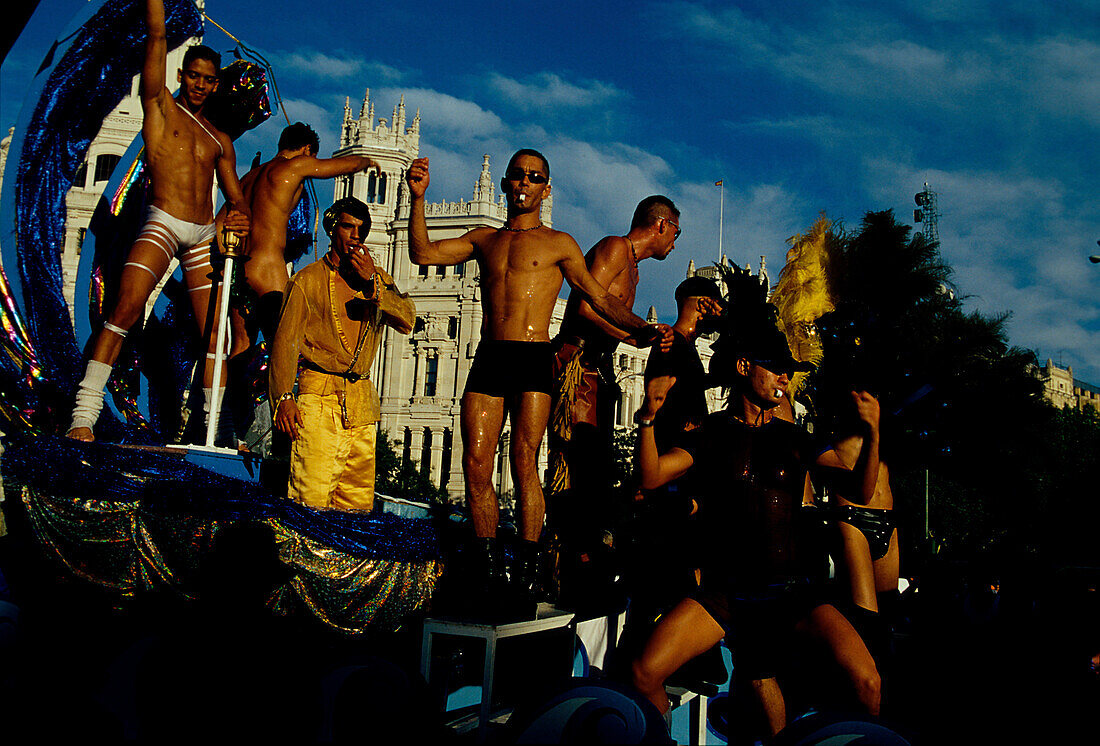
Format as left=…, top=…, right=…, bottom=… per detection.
left=4, top=0, right=1099, bottom=380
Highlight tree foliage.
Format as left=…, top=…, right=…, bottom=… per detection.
left=802, top=210, right=1096, bottom=565
left=374, top=431, right=449, bottom=505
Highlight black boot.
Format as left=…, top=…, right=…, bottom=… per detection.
left=514, top=539, right=547, bottom=605
left=469, top=537, right=508, bottom=597
left=462, top=537, right=535, bottom=622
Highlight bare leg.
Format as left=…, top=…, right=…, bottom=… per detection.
left=798, top=603, right=881, bottom=716
left=509, top=392, right=551, bottom=542
left=838, top=521, right=879, bottom=612
left=751, top=677, right=787, bottom=738
left=68, top=237, right=172, bottom=440
left=461, top=391, right=506, bottom=538
left=873, top=529, right=900, bottom=595
left=631, top=598, right=725, bottom=713
left=244, top=250, right=291, bottom=345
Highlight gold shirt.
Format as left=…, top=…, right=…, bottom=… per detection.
left=269, top=254, right=415, bottom=425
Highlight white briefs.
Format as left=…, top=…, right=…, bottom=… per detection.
left=124, top=205, right=216, bottom=292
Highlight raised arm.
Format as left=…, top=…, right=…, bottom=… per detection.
left=141, top=0, right=170, bottom=112
left=405, top=157, right=479, bottom=266
left=637, top=375, right=695, bottom=489
left=559, top=237, right=670, bottom=347
left=292, top=154, right=382, bottom=180
left=851, top=391, right=882, bottom=504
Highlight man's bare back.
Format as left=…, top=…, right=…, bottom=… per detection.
left=235, top=146, right=379, bottom=298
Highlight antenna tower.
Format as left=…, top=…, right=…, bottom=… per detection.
left=913, top=182, right=939, bottom=245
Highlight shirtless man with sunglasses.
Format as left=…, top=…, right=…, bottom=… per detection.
left=406, top=149, right=672, bottom=605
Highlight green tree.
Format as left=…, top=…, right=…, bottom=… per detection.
left=374, top=430, right=450, bottom=505
left=804, top=210, right=1082, bottom=563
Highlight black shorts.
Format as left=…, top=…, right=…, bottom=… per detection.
left=694, top=580, right=827, bottom=680
left=465, top=340, right=553, bottom=398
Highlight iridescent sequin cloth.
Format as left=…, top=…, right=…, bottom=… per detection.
left=7, top=434, right=443, bottom=632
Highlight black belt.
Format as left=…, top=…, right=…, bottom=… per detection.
left=301, top=358, right=369, bottom=383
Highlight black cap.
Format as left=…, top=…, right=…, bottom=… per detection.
left=742, top=325, right=814, bottom=377
left=675, top=276, right=722, bottom=304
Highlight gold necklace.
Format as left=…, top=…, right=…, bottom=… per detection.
left=502, top=222, right=543, bottom=232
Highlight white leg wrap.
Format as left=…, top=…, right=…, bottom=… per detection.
left=69, top=360, right=113, bottom=432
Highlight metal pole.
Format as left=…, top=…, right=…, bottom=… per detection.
left=718, top=180, right=725, bottom=262
left=924, top=468, right=930, bottom=541
left=205, top=229, right=242, bottom=448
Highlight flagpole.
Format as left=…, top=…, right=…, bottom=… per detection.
left=716, top=180, right=725, bottom=262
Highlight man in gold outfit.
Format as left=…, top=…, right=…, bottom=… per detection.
left=269, top=197, right=415, bottom=509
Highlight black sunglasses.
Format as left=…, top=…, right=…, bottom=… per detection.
left=660, top=216, right=682, bottom=239
left=504, top=168, right=548, bottom=184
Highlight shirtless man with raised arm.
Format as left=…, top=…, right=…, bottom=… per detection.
left=406, top=150, right=672, bottom=600
left=226, top=122, right=382, bottom=345
left=68, top=0, right=249, bottom=441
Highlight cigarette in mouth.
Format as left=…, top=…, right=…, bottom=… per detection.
left=357, top=247, right=365, bottom=255
left=517, top=194, right=527, bottom=205
left=774, top=388, right=784, bottom=398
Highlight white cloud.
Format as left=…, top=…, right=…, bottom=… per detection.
left=486, top=72, right=626, bottom=112
left=377, top=87, right=504, bottom=141
left=275, top=50, right=364, bottom=80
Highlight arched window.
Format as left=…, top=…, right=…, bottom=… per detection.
left=377, top=172, right=388, bottom=204
left=367, top=171, right=377, bottom=203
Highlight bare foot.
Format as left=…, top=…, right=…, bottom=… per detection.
left=66, top=427, right=94, bottom=442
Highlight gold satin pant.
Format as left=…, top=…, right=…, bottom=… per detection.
left=289, top=393, right=377, bottom=510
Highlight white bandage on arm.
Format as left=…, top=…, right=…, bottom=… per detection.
left=69, top=360, right=113, bottom=432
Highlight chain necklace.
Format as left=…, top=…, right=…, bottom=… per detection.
left=502, top=222, right=543, bottom=232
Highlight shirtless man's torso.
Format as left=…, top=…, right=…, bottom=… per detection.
left=68, top=0, right=250, bottom=442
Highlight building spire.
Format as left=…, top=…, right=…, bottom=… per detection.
left=687, top=258, right=696, bottom=277
left=360, top=89, right=370, bottom=119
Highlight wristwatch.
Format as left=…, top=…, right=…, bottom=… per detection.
left=633, top=410, right=655, bottom=427
left=277, top=392, right=295, bottom=405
